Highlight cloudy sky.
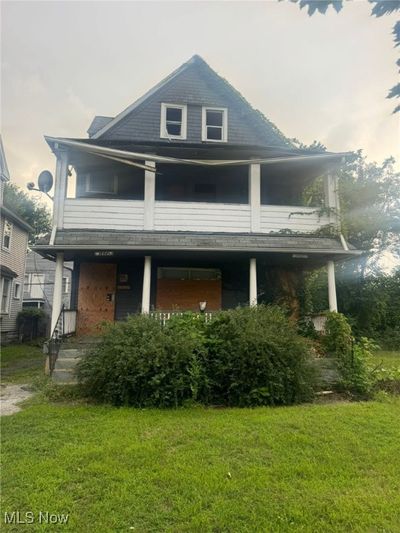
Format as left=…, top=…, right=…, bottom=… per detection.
left=1, top=0, right=399, bottom=199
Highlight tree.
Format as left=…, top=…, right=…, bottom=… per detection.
left=3, top=182, right=52, bottom=243
left=301, top=152, right=400, bottom=347
left=281, top=0, right=400, bottom=112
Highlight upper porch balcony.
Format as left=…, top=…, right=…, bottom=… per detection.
left=53, top=145, right=340, bottom=236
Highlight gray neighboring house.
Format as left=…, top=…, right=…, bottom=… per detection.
left=1, top=136, right=32, bottom=343
left=23, top=251, right=72, bottom=332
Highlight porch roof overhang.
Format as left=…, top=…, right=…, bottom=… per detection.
left=44, top=136, right=350, bottom=172
left=33, top=230, right=361, bottom=263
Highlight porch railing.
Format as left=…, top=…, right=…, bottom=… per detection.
left=150, top=311, right=214, bottom=326
left=46, top=306, right=77, bottom=373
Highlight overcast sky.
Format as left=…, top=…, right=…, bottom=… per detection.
left=1, top=0, right=399, bottom=197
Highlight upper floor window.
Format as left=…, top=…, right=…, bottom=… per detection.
left=202, top=107, right=227, bottom=142
left=160, top=104, right=187, bottom=140
left=2, top=220, right=12, bottom=251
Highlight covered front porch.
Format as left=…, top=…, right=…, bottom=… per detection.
left=43, top=244, right=348, bottom=337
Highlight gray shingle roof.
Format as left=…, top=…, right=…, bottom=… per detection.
left=35, top=230, right=359, bottom=256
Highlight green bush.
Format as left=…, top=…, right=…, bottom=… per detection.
left=77, top=307, right=316, bottom=408
left=205, top=306, right=316, bottom=406
left=323, top=312, right=371, bottom=395
left=76, top=314, right=208, bottom=407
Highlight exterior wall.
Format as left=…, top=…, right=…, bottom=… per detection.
left=100, top=64, right=286, bottom=146
left=23, top=251, right=72, bottom=321
left=0, top=215, right=29, bottom=341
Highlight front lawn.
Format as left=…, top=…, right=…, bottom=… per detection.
left=2, top=400, right=400, bottom=532
left=1, top=344, right=44, bottom=383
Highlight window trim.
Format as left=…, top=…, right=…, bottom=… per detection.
left=2, top=219, right=13, bottom=252
left=0, top=277, right=12, bottom=314
left=201, top=107, right=228, bottom=142
left=160, top=103, right=187, bottom=140
left=13, top=282, right=21, bottom=300
left=85, top=173, right=118, bottom=195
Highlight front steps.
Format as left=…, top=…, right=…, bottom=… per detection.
left=52, top=337, right=100, bottom=385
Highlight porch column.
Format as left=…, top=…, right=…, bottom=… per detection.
left=249, top=163, right=261, bottom=232
left=249, top=257, right=258, bottom=307
left=324, top=172, right=339, bottom=226
left=327, top=260, right=338, bottom=312
left=141, top=255, right=152, bottom=314
left=50, top=252, right=64, bottom=333
left=53, top=150, right=68, bottom=229
left=144, top=161, right=156, bottom=230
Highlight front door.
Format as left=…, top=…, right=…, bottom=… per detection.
left=77, top=263, right=117, bottom=335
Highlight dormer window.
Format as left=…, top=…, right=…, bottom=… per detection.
left=160, top=103, right=187, bottom=139
left=202, top=107, right=227, bottom=142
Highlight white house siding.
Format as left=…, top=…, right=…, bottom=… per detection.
left=260, top=205, right=331, bottom=233
left=63, top=199, right=145, bottom=230
left=154, top=202, right=252, bottom=233
left=0, top=215, right=29, bottom=341
left=62, top=200, right=331, bottom=235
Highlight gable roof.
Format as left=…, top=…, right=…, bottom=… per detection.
left=87, top=116, right=113, bottom=137
left=91, top=55, right=293, bottom=148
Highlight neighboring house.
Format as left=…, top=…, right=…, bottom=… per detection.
left=23, top=250, right=72, bottom=332
left=34, top=55, right=360, bottom=336
left=0, top=136, right=32, bottom=343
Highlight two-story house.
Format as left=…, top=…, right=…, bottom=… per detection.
left=1, top=136, right=32, bottom=343
left=34, top=55, right=360, bottom=337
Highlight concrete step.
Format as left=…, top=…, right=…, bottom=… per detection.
left=52, top=369, right=78, bottom=385
left=58, top=348, right=83, bottom=358
left=54, top=358, right=80, bottom=370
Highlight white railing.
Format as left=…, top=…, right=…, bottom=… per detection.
left=62, top=198, right=333, bottom=234
left=260, top=205, right=331, bottom=233
left=150, top=311, right=213, bottom=326
left=63, top=198, right=144, bottom=230
left=63, top=310, right=77, bottom=335
left=154, top=201, right=251, bottom=233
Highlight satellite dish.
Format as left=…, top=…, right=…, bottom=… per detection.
left=38, top=171, right=53, bottom=193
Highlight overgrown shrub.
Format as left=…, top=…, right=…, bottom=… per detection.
left=17, top=308, right=48, bottom=341
left=76, top=313, right=208, bottom=407
left=205, top=305, right=316, bottom=406
left=323, top=312, right=371, bottom=395
left=77, top=306, right=317, bottom=408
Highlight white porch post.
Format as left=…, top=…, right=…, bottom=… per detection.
left=53, top=150, right=68, bottom=229
left=249, top=163, right=261, bottom=232
left=141, top=255, right=152, bottom=314
left=324, top=172, right=339, bottom=226
left=144, top=161, right=156, bottom=230
left=327, top=260, right=338, bottom=312
left=249, top=257, right=258, bottom=307
left=51, top=252, right=64, bottom=333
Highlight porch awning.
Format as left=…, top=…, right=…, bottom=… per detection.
left=34, top=229, right=361, bottom=258
left=45, top=136, right=349, bottom=172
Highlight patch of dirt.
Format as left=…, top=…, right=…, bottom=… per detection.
left=0, top=383, right=34, bottom=416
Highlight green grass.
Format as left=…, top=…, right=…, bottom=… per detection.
left=1, top=344, right=45, bottom=383
left=2, top=400, right=400, bottom=532
left=372, top=350, right=400, bottom=370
